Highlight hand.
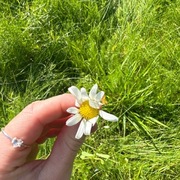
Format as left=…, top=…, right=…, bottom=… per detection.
left=0, top=94, right=84, bottom=180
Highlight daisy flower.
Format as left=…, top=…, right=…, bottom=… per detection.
left=66, top=84, right=118, bottom=139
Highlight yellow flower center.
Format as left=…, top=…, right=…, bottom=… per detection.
left=79, top=101, right=99, bottom=120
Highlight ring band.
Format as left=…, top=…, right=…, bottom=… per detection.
left=1, top=128, right=30, bottom=148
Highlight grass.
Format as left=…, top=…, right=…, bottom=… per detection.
left=0, top=0, right=180, bottom=179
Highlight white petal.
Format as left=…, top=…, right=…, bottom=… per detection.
left=84, top=121, right=93, bottom=135
left=99, top=110, right=118, bottom=122
left=95, top=91, right=105, bottom=102
left=75, top=120, right=85, bottom=139
left=66, top=114, right=82, bottom=126
left=68, top=86, right=82, bottom=103
left=89, top=99, right=100, bottom=109
left=81, top=88, right=89, bottom=101
left=75, top=100, right=80, bottom=107
left=89, top=116, right=99, bottom=126
left=67, top=107, right=79, bottom=114
left=89, top=84, right=98, bottom=99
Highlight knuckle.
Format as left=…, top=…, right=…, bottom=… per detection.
left=22, top=101, right=42, bottom=115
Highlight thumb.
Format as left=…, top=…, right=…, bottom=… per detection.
left=40, top=123, right=85, bottom=180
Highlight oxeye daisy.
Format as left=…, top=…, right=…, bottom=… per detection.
left=66, top=84, right=118, bottom=139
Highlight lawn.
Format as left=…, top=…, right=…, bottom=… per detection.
left=0, top=0, right=180, bottom=179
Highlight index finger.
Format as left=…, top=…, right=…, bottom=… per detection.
left=3, top=94, right=75, bottom=145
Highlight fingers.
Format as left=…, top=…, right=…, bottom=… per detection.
left=36, top=116, right=70, bottom=144
left=39, top=123, right=97, bottom=179
left=4, top=94, right=75, bottom=145
left=0, top=94, right=75, bottom=172
left=36, top=128, right=62, bottom=144
left=39, top=123, right=85, bottom=180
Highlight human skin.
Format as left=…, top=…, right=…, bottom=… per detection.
left=0, top=94, right=85, bottom=180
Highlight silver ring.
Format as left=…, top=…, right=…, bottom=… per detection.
left=1, top=128, right=30, bottom=148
